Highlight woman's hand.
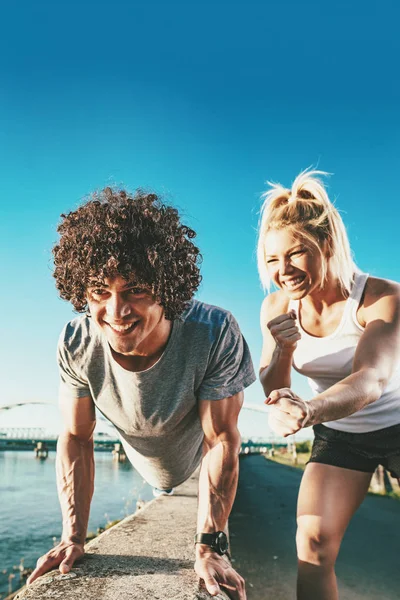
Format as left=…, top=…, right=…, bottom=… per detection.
left=267, top=310, right=301, bottom=351
left=265, top=388, right=312, bottom=437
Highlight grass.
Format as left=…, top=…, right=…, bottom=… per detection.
left=265, top=451, right=400, bottom=501
left=264, top=450, right=310, bottom=470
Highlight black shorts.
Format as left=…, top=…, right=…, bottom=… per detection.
left=309, top=423, right=400, bottom=478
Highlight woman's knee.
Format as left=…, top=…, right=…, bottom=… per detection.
left=296, top=516, right=341, bottom=568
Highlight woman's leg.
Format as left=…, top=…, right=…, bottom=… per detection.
left=296, top=462, right=372, bottom=600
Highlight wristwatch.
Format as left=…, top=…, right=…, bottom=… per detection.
left=194, top=531, right=229, bottom=556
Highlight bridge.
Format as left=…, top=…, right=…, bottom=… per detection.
left=0, top=427, right=280, bottom=453
left=1, top=400, right=268, bottom=413
left=0, top=400, right=278, bottom=455
left=0, top=427, right=122, bottom=451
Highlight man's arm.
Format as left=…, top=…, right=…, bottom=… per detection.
left=27, top=394, right=96, bottom=584
left=195, top=392, right=246, bottom=600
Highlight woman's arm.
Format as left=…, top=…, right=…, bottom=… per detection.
left=307, top=278, right=400, bottom=424
left=267, top=279, right=400, bottom=436
left=259, top=292, right=299, bottom=396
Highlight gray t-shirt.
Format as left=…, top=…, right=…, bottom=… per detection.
left=57, top=299, right=256, bottom=488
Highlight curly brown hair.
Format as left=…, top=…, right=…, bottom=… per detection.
left=53, top=187, right=202, bottom=320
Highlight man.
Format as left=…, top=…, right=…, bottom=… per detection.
left=27, top=188, right=255, bottom=598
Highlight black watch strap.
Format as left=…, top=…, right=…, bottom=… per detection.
left=194, top=531, right=229, bottom=556
left=195, top=533, right=216, bottom=546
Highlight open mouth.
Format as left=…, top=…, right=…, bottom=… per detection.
left=104, top=321, right=139, bottom=335
left=282, top=275, right=306, bottom=291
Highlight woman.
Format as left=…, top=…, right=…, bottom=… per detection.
left=257, top=170, right=400, bottom=600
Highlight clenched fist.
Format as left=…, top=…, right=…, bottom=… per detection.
left=267, top=310, right=301, bottom=351
left=265, top=388, right=313, bottom=437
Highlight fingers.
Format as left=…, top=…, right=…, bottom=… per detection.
left=266, top=388, right=295, bottom=404
left=196, top=555, right=246, bottom=600
left=271, top=322, right=298, bottom=335
left=267, top=311, right=296, bottom=328
left=271, top=323, right=298, bottom=337
left=27, top=544, right=83, bottom=585
left=203, top=573, right=221, bottom=596
left=268, top=410, right=298, bottom=437
left=268, top=401, right=307, bottom=436
left=59, top=545, right=80, bottom=574
left=219, top=569, right=246, bottom=600
left=267, top=313, right=301, bottom=349
left=27, top=553, right=60, bottom=585
left=284, top=331, right=302, bottom=343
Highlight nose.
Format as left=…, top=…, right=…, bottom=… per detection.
left=279, top=256, right=295, bottom=275
left=105, top=294, right=131, bottom=321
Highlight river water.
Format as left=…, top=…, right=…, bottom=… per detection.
left=0, top=450, right=153, bottom=598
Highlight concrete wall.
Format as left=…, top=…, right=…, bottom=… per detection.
left=14, top=472, right=230, bottom=600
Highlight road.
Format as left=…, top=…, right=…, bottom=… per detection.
left=230, top=454, right=400, bottom=600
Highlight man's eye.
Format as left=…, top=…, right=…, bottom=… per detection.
left=92, top=289, right=106, bottom=296
left=128, top=288, right=148, bottom=295
left=266, top=259, right=277, bottom=264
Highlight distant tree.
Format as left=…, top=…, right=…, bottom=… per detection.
left=296, top=440, right=312, bottom=454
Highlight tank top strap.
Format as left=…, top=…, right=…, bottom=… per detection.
left=288, top=271, right=369, bottom=328
left=288, top=298, right=299, bottom=314
left=348, top=270, right=369, bottom=305
left=345, top=270, right=369, bottom=328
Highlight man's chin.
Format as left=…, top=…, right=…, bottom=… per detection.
left=106, top=333, right=140, bottom=356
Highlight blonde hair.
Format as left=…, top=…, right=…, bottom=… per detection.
left=257, top=169, right=355, bottom=294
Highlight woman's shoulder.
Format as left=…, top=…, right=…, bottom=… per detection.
left=260, top=290, right=290, bottom=324
left=364, top=276, right=400, bottom=300
left=360, top=276, right=400, bottom=323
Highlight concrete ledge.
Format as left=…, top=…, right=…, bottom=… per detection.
left=15, top=472, right=230, bottom=600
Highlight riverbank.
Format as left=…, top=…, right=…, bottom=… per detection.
left=265, top=449, right=400, bottom=499
left=13, top=471, right=230, bottom=600
left=0, top=451, right=153, bottom=599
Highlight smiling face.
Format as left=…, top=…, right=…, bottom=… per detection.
left=86, top=275, right=169, bottom=356
left=264, top=228, right=327, bottom=299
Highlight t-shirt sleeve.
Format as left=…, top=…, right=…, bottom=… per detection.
left=57, top=325, right=91, bottom=398
left=197, top=313, right=256, bottom=401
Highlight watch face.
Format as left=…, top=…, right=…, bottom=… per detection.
left=216, top=532, right=229, bottom=554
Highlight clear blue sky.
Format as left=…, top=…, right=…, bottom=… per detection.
left=1, top=0, right=399, bottom=439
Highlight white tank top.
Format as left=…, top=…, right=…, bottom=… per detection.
left=289, top=271, right=400, bottom=433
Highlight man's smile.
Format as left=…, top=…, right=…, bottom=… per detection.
left=103, top=320, right=139, bottom=335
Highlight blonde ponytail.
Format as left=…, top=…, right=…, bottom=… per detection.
left=257, top=169, right=355, bottom=293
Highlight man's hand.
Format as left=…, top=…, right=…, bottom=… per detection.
left=265, top=388, right=312, bottom=437
left=27, top=541, right=84, bottom=585
left=195, top=547, right=246, bottom=600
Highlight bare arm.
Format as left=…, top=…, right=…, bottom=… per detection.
left=57, top=393, right=96, bottom=545
left=28, top=394, right=96, bottom=584
left=267, top=280, right=400, bottom=436
left=195, top=392, right=246, bottom=599
left=259, top=292, right=299, bottom=396
left=197, top=393, right=242, bottom=533
left=308, top=280, right=400, bottom=424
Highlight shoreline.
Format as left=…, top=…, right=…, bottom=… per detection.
left=265, top=451, right=400, bottom=500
